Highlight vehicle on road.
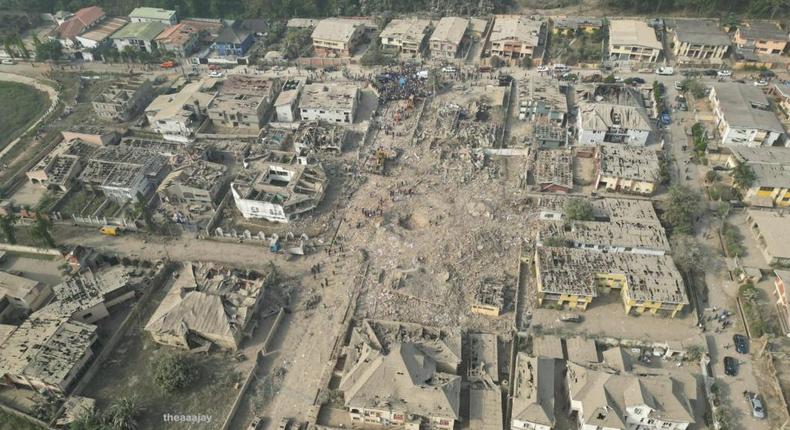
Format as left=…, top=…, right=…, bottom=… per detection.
left=746, top=392, right=766, bottom=419
left=724, top=356, right=738, bottom=376
left=674, top=81, right=684, bottom=90
left=247, top=417, right=264, bottom=430
left=754, top=80, right=768, bottom=87
left=702, top=69, right=719, bottom=76
left=537, top=65, right=549, bottom=72
left=160, top=60, right=176, bottom=69
left=559, top=314, right=583, bottom=323
left=1, top=59, right=15, bottom=65
left=717, top=70, right=732, bottom=77
left=660, top=112, right=671, bottom=125
left=209, top=71, right=223, bottom=78
left=656, top=66, right=674, bottom=75
left=625, top=77, right=646, bottom=85
left=734, top=334, right=749, bottom=354
left=99, top=226, right=122, bottom=236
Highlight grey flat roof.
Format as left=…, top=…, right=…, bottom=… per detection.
left=712, top=83, right=784, bottom=133
left=673, top=20, right=730, bottom=46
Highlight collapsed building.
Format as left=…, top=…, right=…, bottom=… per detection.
left=293, top=121, right=347, bottom=154
left=145, top=262, right=271, bottom=350
left=340, top=319, right=461, bottom=429
left=78, top=144, right=168, bottom=202
left=534, top=247, right=689, bottom=317
left=470, top=278, right=506, bottom=317
left=231, top=151, right=327, bottom=223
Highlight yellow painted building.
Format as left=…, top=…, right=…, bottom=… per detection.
left=535, top=247, right=688, bottom=317
left=727, top=147, right=790, bottom=207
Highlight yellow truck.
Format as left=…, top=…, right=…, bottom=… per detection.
left=99, top=226, right=122, bottom=236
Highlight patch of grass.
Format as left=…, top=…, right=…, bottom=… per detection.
left=739, top=283, right=779, bottom=337
left=0, top=81, right=48, bottom=149
left=0, top=410, right=44, bottom=430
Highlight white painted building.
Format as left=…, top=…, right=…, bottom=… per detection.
left=577, top=103, right=652, bottom=146
left=298, top=83, right=360, bottom=124
left=709, top=83, right=786, bottom=147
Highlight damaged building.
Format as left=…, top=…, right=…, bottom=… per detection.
left=298, top=83, right=360, bottom=124
left=293, top=121, right=346, bottom=154
left=595, top=144, right=660, bottom=195
left=231, top=151, right=326, bottom=223
left=511, top=353, right=557, bottom=430
left=157, top=160, right=228, bottom=208
left=47, top=267, right=136, bottom=324
left=78, top=144, right=168, bottom=202
left=534, top=247, right=689, bottom=317
left=206, top=75, right=279, bottom=131
left=145, top=81, right=216, bottom=142
left=340, top=319, right=462, bottom=429
left=538, top=218, right=671, bottom=256
left=532, top=149, right=573, bottom=193
left=576, top=84, right=652, bottom=146
left=26, top=139, right=99, bottom=191
left=471, top=278, right=506, bottom=317
left=92, top=77, right=154, bottom=122
left=145, top=262, right=271, bottom=351
left=274, top=79, right=304, bottom=123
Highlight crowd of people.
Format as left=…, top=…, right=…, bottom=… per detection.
left=374, top=63, right=430, bottom=101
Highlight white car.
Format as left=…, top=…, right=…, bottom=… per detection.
left=209, top=71, right=223, bottom=78
left=656, top=66, right=674, bottom=75
left=717, top=70, right=732, bottom=77
left=537, top=65, right=549, bottom=72
left=441, top=66, right=457, bottom=73
left=754, top=80, right=768, bottom=87
left=1, top=59, right=15, bottom=65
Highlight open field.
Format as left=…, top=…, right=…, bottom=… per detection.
left=0, top=81, right=47, bottom=149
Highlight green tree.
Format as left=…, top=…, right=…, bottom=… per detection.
left=520, top=55, right=533, bottom=69
left=662, top=185, right=703, bottom=235
left=35, top=39, right=62, bottom=61
left=543, top=236, right=571, bottom=247
left=705, top=169, right=720, bottom=183
left=732, top=163, right=756, bottom=189
left=30, top=212, right=55, bottom=248
left=603, top=73, right=616, bottom=83
left=153, top=353, right=197, bottom=393
left=69, top=409, right=107, bottom=430
left=670, top=233, right=705, bottom=274
left=564, top=198, right=594, bottom=221
left=107, top=396, right=141, bottom=430
left=3, top=38, right=15, bottom=59
left=0, top=212, right=18, bottom=244
left=682, top=78, right=706, bottom=98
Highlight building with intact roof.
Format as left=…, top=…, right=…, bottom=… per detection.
left=511, top=353, right=557, bottom=430
left=709, top=83, right=786, bottom=147
left=488, top=15, right=547, bottom=65
left=594, top=144, right=660, bottom=195
left=534, top=247, right=689, bottom=317
left=429, top=17, right=468, bottom=59
left=213, top=19, right=256, bottom=57
left=608, top=20, right=662, bottom=63
left=311, top=18, right=364, bottom=57
left=380, top=18, right=432, bottom=56
left=774, top=270, right=790, bottom=334
left=274, top=79, right=303, bottom=122
left=0, top=271, right=52, bottom=322
left=567, top=361, right=695, bottom=430
left=726, top=146, right=790, bottom=207
left=747, top=210, right=790, bottom=265
left=145, top=81, right=216, bottom=141
left=340, top=319, right=462, bottom=429
left=52, top=6, right=106, bottom=47
left=92, top=76, right=154, bottom=122
left=75, top=17, right=127, bottom=49
left=129, top=7, right=177, bottom=25
left=733, top=21, right=787, bottom=55
left=154, top=23, right=199, bottom=56
left=111, top=20, right=167, bottom=52
left=670, top=20, right=730, bottom=63
left=231, top=151, right=326, bottom=223
left=298, top=83, right=360, bottom=124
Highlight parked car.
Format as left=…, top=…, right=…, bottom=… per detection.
left=1, top=59, right=15, bottom=65
left=702, top=69, right=719, bottom=76
left=733, top=334, right=749, bottom=354
left=625, top=77, right=646, bottom=85
left=717, top=70, right=732, bottom=77
left=724, top=356, right=738, bottom=376
left=674, top=81, right=684, bottom=90
left=746, top=392, right=767, bottom=419
left=160, top=60, right=176, bottom=69
left=656, top=66, right=674, bottom=75
left=209, top=71, right=223, bottom=78
left=754, top=80, right=768, bottom=87
left=247, top=417, right=264, bottom=430
left=537, top=65, right=549, bottom=72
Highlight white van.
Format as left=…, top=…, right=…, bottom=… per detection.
left=656, top=66, right=674, bottom=75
